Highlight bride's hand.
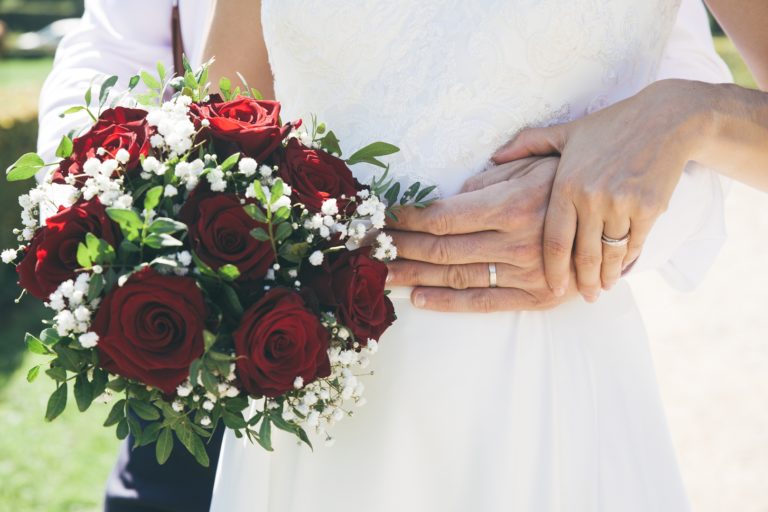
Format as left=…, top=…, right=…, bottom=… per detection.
left=491, top=79, right=708, bottom=301
left=385, top=157, right=578, bottom=312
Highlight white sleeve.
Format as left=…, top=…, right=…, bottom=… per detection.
left=630, top=0, right=732, bottom=291
left=36, top=0, right=175, bottom=164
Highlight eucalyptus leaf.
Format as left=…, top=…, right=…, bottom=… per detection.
left=346, top=141, right=399, bottom=166
left=128, top=75, right=141, bottom=90
left=99, top=75, right=119, bottom=107
left=141, top=71, right=162, bottom=90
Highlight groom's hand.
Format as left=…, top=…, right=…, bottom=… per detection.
left=386, top=157, right=578, bottom=312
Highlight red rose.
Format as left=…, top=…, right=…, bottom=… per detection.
left=17, top=199, right=120, bottom=300
left=93, top=268, right=206, bottom=395
left=305, top=249, right=395, bottom=343
left=52, top=107, right=152, bottom=185
left=190, top=95, right=290, bottom=161
left=178, top=187, right=274, bottom=281
left=278, top=138, right=364, bottom=214
left=234, top=288, right=331, bottom=397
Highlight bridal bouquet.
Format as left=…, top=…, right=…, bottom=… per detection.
left=3, top=60, right=433, bottom=466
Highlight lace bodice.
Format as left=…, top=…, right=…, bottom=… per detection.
left=264, top=1, right=680, bottom=196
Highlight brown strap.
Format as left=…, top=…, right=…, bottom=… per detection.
left=171, top=0, right=185, bottom=76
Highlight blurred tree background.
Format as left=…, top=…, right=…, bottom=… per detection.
left=0, top=2, right=760, bottom=512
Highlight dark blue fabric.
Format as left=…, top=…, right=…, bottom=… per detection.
left=104, top=423, right=224, bottom=512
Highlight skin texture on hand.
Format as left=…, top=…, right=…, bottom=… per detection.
left=386, top=157, right=578, bottom=313
left=491, top=79, right=710, bottom=302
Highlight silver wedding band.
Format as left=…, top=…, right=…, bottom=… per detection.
left=601, top=232, right=631, bottom=247
left=488, top=263, right=498, bottom=288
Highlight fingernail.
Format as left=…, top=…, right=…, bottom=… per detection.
left=553, top=287, right=565, bottom=297
left=413, top=293, right=426, bottom=308
left=585, top=293, right=600, bottom=303
left=386, top=271, right=393, bottom=283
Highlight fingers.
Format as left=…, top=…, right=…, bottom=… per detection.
left=386, top=260, right=536, bottom=290
left=388, top=187, right=495, bottom=235
left=491, top=125, right=566, bottom=164
left=459, top=157, right=541, bottom=193
left=572, top=214, right=604, bottom=302
left=410, top=287, right=547, bottom=313
left=622, top=217, right=654, bottom=271
left=388, top=231, right=510, bottom=266
left=600, top=218, right=630, bottom=290
left=542, top=193, right=577, bottom=298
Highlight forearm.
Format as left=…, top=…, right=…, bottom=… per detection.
left=202, top=0, right=273, bottom=99
left=692, top=81, right=768, bottom=191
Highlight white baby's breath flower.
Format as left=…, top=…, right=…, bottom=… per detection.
left=321, top=198, right=339, bottom=216
left=78, top=332, right=99, bottom=348
left=83, top=158, right=102, bottom=176
left=202, top=400, right=215, bottom=411
left=164, top=184, right=178, bottom=197
left=115, top=148, right=130, bottom=164
left=176, top=382, right=193, bottom=397
left=176, top=251, right=192, bottom=266
left=308, top=250, right=324, bottom=266
left=200, top=416, right=212, bottom=427
left=150, top=134, right=165, bottom=148
left=172, top=401, right=185, bottom=412
left=1, top=248, right=17, bottom=264
left=201, top=119, right=211, bottom=127
left=238, top=157, right=258, bottom=177
left=293, top=376, right=304, bottom=389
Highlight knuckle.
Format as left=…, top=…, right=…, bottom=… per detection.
left=445, top=265, right=470, bottom=290
left=574, top=250, right=601, bottom=267
left=469, top=291, right=495, bottom=313
left=461, top=176, right=483, bottom=193
left=543, top=237, right=571, bottom=258
left=430, top=237, right=452, bottom=265
left=426, top=211, right=452, bottom=235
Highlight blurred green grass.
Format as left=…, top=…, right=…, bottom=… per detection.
left=0, top=36, right=759, bottom=512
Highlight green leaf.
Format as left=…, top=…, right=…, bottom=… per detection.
left=188, top=432, right=210, bottom=467
left=128, top=399, right=161, bottom=421
left=244, top=204, right=267, bottom=223
left=6, top=152, right=45, bottom=181
left=219, top=152, right=240, bottom=172
left=74, top=373, right=94, bottom=412
left=116, top=418, right=130, bottom=440
left=138, top=421, right=163, bottom=447
left=25, top=333, right=50, bottom=355
left=415, top=185, right=437, bottom=203
left=221, top=410, right=247, bottom=430
left=273, top=206, right=291, bottom=222
left=59, top=105, right=87, bottom=118
left=84, top=86, right=92, bottom=107
left=144, top=185, right=164, bottom=212
left=274, top=222, right=292, bottom=243
left=221, top=284, right=244, bottom=317
left=191, top=251, right=217, bottom=278
left=53, top=343, right=85, bottom=372
left=200, top=368, right=218, bottom=395
left=203, top=330, right=217, bottom=351
left=384, top=182, right=401, bottom=206
left=141, top=71, right=162, bottom=90
left=55, top=135, right=74, bottom=158
left=270, top=179, right=284, bottom=204
left=45, top=366, right=67, bottom=382
left=143, top=233, right=183, bottom=249
left=104, top=399, right=127, bottom=427
left=250, top=227, right=270, bottom=242
left=91, top=368, right=108, bottom=398
left=128, top=74, right=141, bottom=90
left=252, top=182, right=267, bottom=204
left=250, top=87, right=264, bottom=100
left=148, top=217, right=187, bottom=235
left=106, top=208, right=143, bottom=241
left=257, top=416, right=273, bottom=451
left=320, top=131, right=342, bottom=156
left=45, top=383, right=68, bottom=421
left=76, top=242, right=92, bottom=269
left=279, top=241, right=309, bottom=264
left=99, top=75, right=119, bottom=107
left=40, top=328, right=61, bottom=345
left=156, top=62, right=167, bottom=84
left=346, top=142, right=399, bottom=166
left=156, top=428, right=174, bottom=464
left=217, top=264, right=241, bottom=282
left=88, top=273, right=105, bottom=302
left=26, top=365, right=41, bottom=383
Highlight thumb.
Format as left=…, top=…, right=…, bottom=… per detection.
left=491, top=125, right=567, bottom=164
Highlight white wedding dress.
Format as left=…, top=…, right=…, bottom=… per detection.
left=208, top=1, right=731, bottom=511
left=35, top=1, right=731, bottom=511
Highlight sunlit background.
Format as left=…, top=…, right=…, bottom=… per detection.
left=0, top=1, right=765, bottom=511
